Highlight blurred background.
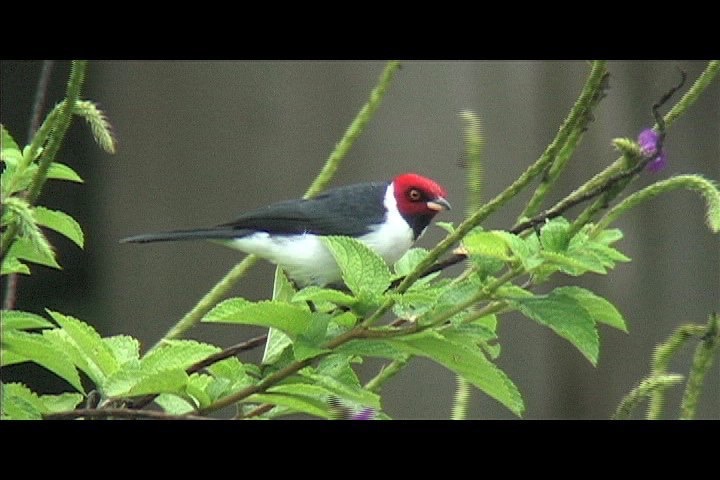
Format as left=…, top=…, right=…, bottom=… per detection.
left=1, top=60, right=718, bottom=419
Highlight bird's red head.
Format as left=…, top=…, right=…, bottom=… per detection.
left=392, top=173, right=451, bottom=217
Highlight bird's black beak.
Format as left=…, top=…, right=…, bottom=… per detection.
left=426, top=197, right=451, bottom=212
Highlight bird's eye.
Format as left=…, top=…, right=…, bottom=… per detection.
left=408, top=188, right=422, bottom=201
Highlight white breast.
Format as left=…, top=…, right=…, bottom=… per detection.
left=221, top=184, right=415, bottom=287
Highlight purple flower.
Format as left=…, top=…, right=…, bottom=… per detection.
left=350, top=408, right=375, bottom=421
left=637, top=128, right=667, bottom=173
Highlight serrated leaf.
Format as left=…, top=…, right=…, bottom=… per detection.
left=539, top=218, right=571, bottom=252
left=40, top=392, right=84, bottom=413
left=33, top=206, right=84, bottom=248
left=539, top=250, right=607, bottom=275
left=248, top=383, right=335, bottom=419
left=435, top=221, right=455, bottom=234
left=141, top=339, right=219, bottom=372
left=387, top=331, right=524, bottom=416
left=300, top=371, right=381, bottom=409
left=7, top=236, right=59, bottom=270
left=104, top=365, right=189, bottom=398
left=494, top=231, right=542, bottom=270
left=292, top=286, right=357, bottom=307
left=1, top=256, right=30, bottom=275
left=1, top=382, right=46, bottom=420
left=43, top=328, right=105, bottom=387
left=47, top=310, right=118, bottom=380
left=510, top=291, right=599, bottom=365
left=334, top=338, right=407, bottom=360
left=293, top=313, right=332, bottom=361
left=595, top=228, right=624, bottom=245
left=46, top=162, right=83, bottom=183
left=495, top=284, right=534, bottom=300
left=201, top=297, right=250, bottom=322
left=1, top=124, right=21, bottom=154
left=103, top=335, right=140, bottom=366
left=462, top=229, right=512, bottom=260
left=185, top=373, right=214, bottom=408
left=1, top=330, right=85, bottom=393
left=262, top=329, right=293, bottom=366
left=393, top=248, right=430, bottom=276
left=322, top=236, right=391, bottom=296
left=554, top=286, right=628, bottom=332
left=155, top=394, right=196, bottom=415
left=1, top=310, right=54, bottom=330
left=203, top=300, right=312, bottom=338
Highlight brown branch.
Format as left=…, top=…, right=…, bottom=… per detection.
left=44, top=408, right=214, bottom=420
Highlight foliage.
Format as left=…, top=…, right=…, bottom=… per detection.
left=1, top=60, right=719, bottom=420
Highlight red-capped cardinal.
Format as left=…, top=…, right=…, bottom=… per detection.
left=121, top=173, right=450, bottom=287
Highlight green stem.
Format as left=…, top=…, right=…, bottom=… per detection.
left=1, top=60, right=87, bottom=258
left=520, top=61, right=608, bottom=219
left=612, top=374, right=684, bottom=420
left=592, top=175, right=720, bottom=235
left=679, top=314, right=720, bottom=420
left=364, top=356, right=409, bottom=393
left=646, top=323, right=706, bottom=420
left=148, top=61, right=402, bottom=351
left=303, top=61, right=401, bottom=199
left=661, top=61, right=719, bottom=130
left=451, top=376, right=471, bottom=420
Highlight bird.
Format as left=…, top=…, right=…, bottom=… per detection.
left=121, top=173, right=450, bottom=288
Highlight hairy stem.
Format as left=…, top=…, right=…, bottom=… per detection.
left=612, top=374, right=684, bottom=420
left=679, top=314, right=720, bottom=420
left=364, top=356, right=410, bottom=393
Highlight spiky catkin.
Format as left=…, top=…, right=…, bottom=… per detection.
left=73, top=100, right=116, bottom=154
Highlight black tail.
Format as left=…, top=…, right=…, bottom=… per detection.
left=120, top=228, right=247, bottom=244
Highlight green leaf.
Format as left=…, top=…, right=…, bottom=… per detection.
left=43, top=329, right=105, bottom=387
left=1, top=383, right=45, bottom=420
left=292, top=286, right=357, bottom=307
left=1, top=310, right=54, bottom=330
left=554, top=286, right=627, bottom=333
left=387, top=331, right=524, bottom=416
left=300, top=371, right=381, bottom=409
left=1, top=124, right=21, bottom=155
left=322, top=236, right=391, bottom=296
left=462, top=229, right=512, bottom=261
left=539, top=218, right=571, bottom=252
left=293, top=313, right=332, bottom=361
left=104, top=364, right=189, bottom=398
left=185, top=373, right=214, bottom=408
left=141, top=339, right=219, bottom=372
left=33, top=206, right=84, bottom=248
left=263, top=269, right=299, bottom=365
left=201, top=297, right=250, bottom=321
left=249, top=383, right=335, bottom=419
left=494, top=231, right=542, bottom=270
left=2, top=199, right=57, bottom=268
left=334, top=338, right=407, bottom=360
left=262, top=329, right=293, bottom=366
left=435, top=221, right=455, bottom=234
left=6, top=236, right=59, bottom=270
left=1, top=330, right=85, bottom=393
left=46, top=162, right=83, bottom=183
left=510, top=290, right=599, bottom=365
left=155, top=394, right=196, bottom=415
left=47, top=310, right=118, bottom=380
left=40, top=392, right=84, bottom=413
left=595, top=228, right=624, bottom=245
left=103, top=335, right=140, bottom=366
left=539, top=250, right=607, bottom=275
left=1, top=256, right=30, bottom=275
left=203, top=300, right=312, bottom=338
left=393, top=248, right=430, bottom=276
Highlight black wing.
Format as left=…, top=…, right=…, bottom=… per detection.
left=218, top=181, right=389, bottom=237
